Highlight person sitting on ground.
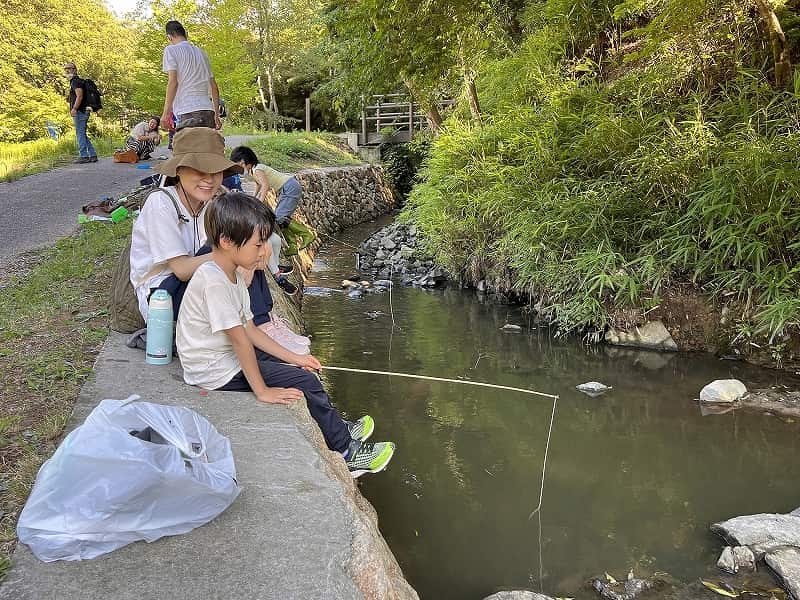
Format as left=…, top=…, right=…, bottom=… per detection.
left=176, top=191, right=396, bottom=477
left=128, top=126, right=309, bottom=354
left=230, top=146, right=316, bottom=297
left=114, top=117, right=161, bottom=163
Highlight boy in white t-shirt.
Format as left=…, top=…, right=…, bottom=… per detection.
left=176, top=192, right=396, bottom=477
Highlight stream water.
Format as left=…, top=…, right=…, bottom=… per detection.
left=303, top=219, right=800, bottom=600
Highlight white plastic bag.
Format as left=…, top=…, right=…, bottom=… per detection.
left=17, top=396, right=241, bottom=562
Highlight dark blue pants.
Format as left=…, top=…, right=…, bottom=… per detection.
left=218, top=359, right=352, bottom=453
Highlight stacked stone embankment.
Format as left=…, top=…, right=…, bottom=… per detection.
left=267, top=165, right=397, bottom=250
left=356, top=220, right=446, bottom=287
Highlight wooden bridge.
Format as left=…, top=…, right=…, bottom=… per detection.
left=357, top=94, right=453, bottom=146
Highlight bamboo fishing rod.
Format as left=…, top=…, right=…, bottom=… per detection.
left=318, top=365, right=560, bottom=400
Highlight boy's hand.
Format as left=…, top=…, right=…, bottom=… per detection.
left=293, top=354, right=321, bottom=371
left=255, top=387, right=303, bottom=405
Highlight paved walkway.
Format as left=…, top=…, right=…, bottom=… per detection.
left=0, top=334, right=415, bottom=600
left=0, top=135, right=258, bottom=270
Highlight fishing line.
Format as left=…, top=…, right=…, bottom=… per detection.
left=528, top=394, right=557, bottom=518
left=319, top=365, right=559, bottom=399
left=388, top=262, right=397, bottom=329
left=317, top=230, right=359, bottom=249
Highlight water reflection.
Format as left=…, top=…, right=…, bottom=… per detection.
left=303, top=220, right=800, bottom=600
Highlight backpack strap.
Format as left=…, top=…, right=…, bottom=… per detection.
left=130, top=188, right=191, bottom=290
left=159, top=187, right=189, bottom=225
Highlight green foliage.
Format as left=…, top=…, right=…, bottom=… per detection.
left=320, top=0, right=516, bottom=124
left=0, top=132, right=117, bottom=182
left=380, top=135, right=432, bottom=201
left=408, top=0, right=800, bottom=343
left=0, top=0, right=139, bottom=142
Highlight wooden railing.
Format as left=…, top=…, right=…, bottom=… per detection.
left=359, top=94, right=453, bottom=145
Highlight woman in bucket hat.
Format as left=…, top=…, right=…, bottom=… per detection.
left=129, top=127, right=242, bottom=320
left=128, top=127, right=308, bottom=354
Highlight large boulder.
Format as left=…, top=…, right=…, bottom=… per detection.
left=711, top=512, right=800, bottom=557
left=604, top=321, right=678, bottom=351
left=765, top=547, right=800, bottom=600
left=700, top=379, right=747, bottom=403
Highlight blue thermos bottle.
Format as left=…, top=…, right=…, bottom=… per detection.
left=145, top=289, right=173, bottom=365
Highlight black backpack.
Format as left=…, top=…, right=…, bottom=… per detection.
left=83, top=79, right=103, bottom=111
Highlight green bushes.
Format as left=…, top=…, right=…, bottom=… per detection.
left=408, top=1, right=800, bottom=344
left=380, top=135, right=432, bottom=201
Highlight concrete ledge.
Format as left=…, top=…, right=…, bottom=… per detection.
left=0, top=334, right=417, bottom=600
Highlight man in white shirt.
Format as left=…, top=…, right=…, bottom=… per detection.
left=160, top=20, right=221, bottom=131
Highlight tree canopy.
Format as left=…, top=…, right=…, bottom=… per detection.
left=0, top=0, right=138, bottom=141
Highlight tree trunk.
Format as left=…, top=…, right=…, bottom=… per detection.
left=256, top=75, right=269, bottom=113
left=754, top=0, right=792, bottom=87
left=464, top=72, right=481, bottom=124
left=403, top=78, right=443, bottom=133
left=266, top=67, right=279, bottom=114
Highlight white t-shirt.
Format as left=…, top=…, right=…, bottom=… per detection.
left=176, top=261, right=253, bottom=390
left=130, top=121, right=157, bottom=140
left=129, top=188, right=207, bottom=319
left=162, top=41, right=214, bottom=115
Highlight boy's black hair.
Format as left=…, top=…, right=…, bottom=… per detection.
left=205, top=192, right=275, bottom=248
left=165, top=20, right=187, bottom=38
left=230, top=146, right=259, bottom=167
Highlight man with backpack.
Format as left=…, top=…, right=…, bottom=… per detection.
left=64, top=62, right=98, bottom=164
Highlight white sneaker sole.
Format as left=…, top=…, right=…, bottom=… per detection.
left=349, top=445, right=395, bottom=479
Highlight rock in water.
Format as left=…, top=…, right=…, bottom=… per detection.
left=604, top=320, right=678, bottom=351
left=700, top=379, right=747, bottom=403
left=717, top=546, right=736, bottom=573
left=591, top=576, right=653, bottom=600
left=483, top=592, right=555, bottom=600
left=732, top=546, right=755, bottom=572
left=711, top=512, right=800, bottom=557
left=764, top=547, right=800, bottom=600
left=501, top=323, right=522, bottom=331
left=576, top=381, right=613, bottom=396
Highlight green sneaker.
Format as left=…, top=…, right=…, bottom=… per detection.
left=345, top=440, right=396, bottom=478
left=347, top=415, right=374, bottom=442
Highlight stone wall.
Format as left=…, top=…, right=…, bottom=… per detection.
left=269, top=165, right=418, bottom=599
left=264, top=164, right=396, bottom=245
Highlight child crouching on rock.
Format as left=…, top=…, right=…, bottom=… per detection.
left=230, top=146, right=316, bottom=297
left=176, top=191, right=396, bottom=477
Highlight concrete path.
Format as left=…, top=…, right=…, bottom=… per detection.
left=0, top=134, right=259, bottom=270
left=0, top=333, right=414, bottom=600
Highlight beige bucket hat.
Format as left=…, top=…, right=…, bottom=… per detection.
left=154, top=128, right=243, bottom=178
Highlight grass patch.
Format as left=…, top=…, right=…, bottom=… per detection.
left=0, top=220, right=131, bottom=580
left=0, top=134, right=117, bottom=183
left=243, top=131, right=361, bottom=171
